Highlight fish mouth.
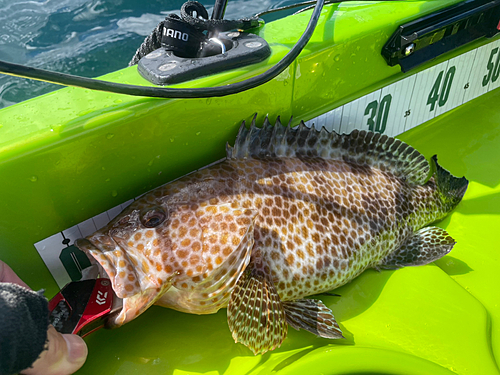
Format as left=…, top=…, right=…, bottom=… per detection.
left=74, top=236, right=118, bottom=281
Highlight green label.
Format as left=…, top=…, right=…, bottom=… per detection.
left=59, top=245, right=92, bottom=281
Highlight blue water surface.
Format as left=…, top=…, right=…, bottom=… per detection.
left=0, top=0, right=297, bottom=108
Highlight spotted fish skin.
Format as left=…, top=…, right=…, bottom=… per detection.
left=76, top=118, right=468, bottom=354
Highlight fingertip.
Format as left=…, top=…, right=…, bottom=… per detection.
left=62, top=334, right=88, bottom=366
left=21, top=327, right=88, bottom=375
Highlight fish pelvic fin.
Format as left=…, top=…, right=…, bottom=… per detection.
left=431, top=155, right=468, bottom=211
left=283, top=298, right=344, bottom=339
left=227, top=116, right=430, bottom=185
left=227, top=269, right=287, bottom=355
left=376, top=226, right=455, bottom=270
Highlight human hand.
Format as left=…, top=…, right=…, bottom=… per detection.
left=0, top=261, right=88, bottom=375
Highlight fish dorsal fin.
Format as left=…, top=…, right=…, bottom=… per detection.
left=226, top=116, right=430, bottom=185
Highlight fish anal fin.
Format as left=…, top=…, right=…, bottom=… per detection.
left=377, top=226, right=455, bottom=270
left=283, top=299, right=344, bottom=339
left=227, top=270, right=287, bottom=355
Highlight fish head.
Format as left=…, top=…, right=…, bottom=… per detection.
left=76, top=198, right=174, bottom=326
left=76, top=191, right=259, bottom=326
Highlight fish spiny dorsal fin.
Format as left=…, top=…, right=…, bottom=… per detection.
left=226, top=117, right=430, bottom=185
left=227, top=269, right=288, bottom=355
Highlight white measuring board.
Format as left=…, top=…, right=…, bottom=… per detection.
left=36, top=37, right=500, bottom=288
left=34, top=199, right=135, bottom=288
left=305, top=37, right=500, bottom=136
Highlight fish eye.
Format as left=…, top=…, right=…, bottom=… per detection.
left=140, top=207, right=167, bottom=228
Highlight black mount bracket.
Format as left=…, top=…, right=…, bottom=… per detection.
left=138, top=31, right=271, bottom=85
left=382, top=0, right=500, bottom=72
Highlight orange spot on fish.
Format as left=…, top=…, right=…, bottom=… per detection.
left=221, top=234, right=228, bottom=245
left=206, top=206, right=217, bottom=214
left=125, top=284, right=134, bottom=292
left=134, top=233, right=142, bottom=241
left=232, top=236, right=240, bottom=246
left=189, top=254, right=200, bottom=265
left=179, top=226, right=188, bottom=237
left=177, top=249, right=188, bottom=259
left=171, top=219, right=180, bottom=229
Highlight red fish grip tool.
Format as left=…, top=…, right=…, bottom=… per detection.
left=48, top=278, right=122, bottom=337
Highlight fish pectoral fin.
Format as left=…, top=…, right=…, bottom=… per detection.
left=377, top=226, right=456, bottom=270
left=282, top=299, right=344, bottom=339
left=227, top=269, right=287, bottom=355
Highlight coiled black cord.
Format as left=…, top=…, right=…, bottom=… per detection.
left=129, top=2, right=261, bottom=65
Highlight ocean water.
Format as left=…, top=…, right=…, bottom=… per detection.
left=0, top=0, right=298, bottom=108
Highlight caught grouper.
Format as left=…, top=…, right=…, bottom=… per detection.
left=76, top=117, right=468, bottom=354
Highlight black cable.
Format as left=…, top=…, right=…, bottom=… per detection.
left=0, top=0, right=325, bottom=99
left=0, top=0, right=401, bottom=99
left=0, top=0, right=405, bottom=99
left=255, top=0, right=334, bottom=18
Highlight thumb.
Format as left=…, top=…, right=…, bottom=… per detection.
left=21, top=326, right=88, bottom=375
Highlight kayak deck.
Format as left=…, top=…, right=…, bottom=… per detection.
left=78, top=84, right=500, bottom=375
left=0, top=1, right=499, bottom=373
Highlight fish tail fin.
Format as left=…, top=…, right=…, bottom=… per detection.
left=431, top=155, right=468, bottom=210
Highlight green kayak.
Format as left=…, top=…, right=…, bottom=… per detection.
left=0, top=1, right=499, bottom=373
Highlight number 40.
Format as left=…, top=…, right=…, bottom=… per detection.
left=427, top=66, right=456, bottom=111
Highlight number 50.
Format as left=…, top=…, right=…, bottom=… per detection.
left=483, top=47, right=500, bottom=87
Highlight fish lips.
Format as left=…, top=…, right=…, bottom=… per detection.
left=76, top=210, right=141, bottom=254
left=74, top=236, right=115, bottom=280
